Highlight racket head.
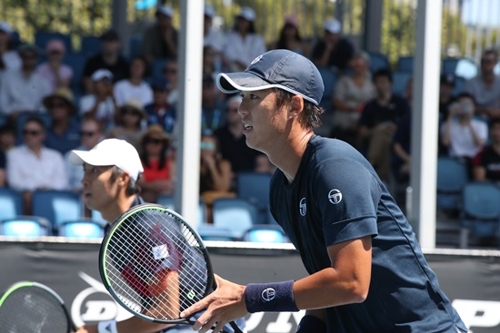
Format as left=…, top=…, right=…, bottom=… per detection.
left=99, top=203, right=215, bottom=324
left=0, top=281, right=74, bottom=333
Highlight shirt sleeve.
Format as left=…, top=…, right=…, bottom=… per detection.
left=6, top=149, right=31, bottom=191
left=312, top=158, right=381, bottom=246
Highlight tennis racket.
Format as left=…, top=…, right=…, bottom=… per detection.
left=98, top=203, right=243, bottom=333
left=0, top=281, right=76, bottom=333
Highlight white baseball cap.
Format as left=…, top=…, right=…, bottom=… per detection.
left=91, top=69, right=113, bottom=82
left=238, top=6, right=256, bottom=22
left=323, top=18, right=342, bottom=34
left=0, top=22, right=13, bottom=35
left=68, top=139, right=144, bottom=181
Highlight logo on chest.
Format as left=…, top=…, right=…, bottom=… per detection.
left=299, top=197, right=307, bottom=216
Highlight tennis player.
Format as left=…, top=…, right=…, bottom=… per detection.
left=181, top=50, right=468, bottom=333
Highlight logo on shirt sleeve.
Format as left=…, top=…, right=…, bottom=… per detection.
left=299, top=197, right=307, bottom=216
left=328, top=189, right=342, bottom=204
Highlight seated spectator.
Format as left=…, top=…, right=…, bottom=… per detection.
left=331, top=51, right=376, bottom=145
left=201, top=74, right=225, bottom=133
left=0, top=125, right=15, bottom=152
left=199, top=132, right=234, bottom=224
left=203, top=5, right=225, bottom=59
left=214, top=95, right=262, bottom=175
left=79, top=69, right=117, bottom=129
left=0, top=22, right=21, bottom=73
left=108, top=99, right=146, bottom=150
left=137, top=125, right=174, bottom=203
left=464, top=49, right=500, bottom=119
left=113, top=55, right=153, bottom=107
left=141, top=5, right=178, bottom=63
left=163, top=59, right=178, bottom=106
left=312, top=18, right=355, bottom=72
left=222, top=7, right=266, bottom=72
left=43, top=87, right=81, bottom=155
left=82, top=29, right=129, bottom=94
left=473, top=118, right=500, bottom=182
left=270, top=16, right=309, bottom=56
left=0, top=43, right=51, bottom=116
left=65, top=117, right=104, bottom=192
left=36, top=39, right=73, bottom=93
left=358, top=69, right=410, bottom=183
left=145, top=78, right=176, bottom=134
left=6, top=116, right=67, bottom=214
left=441, top=92, right=488, bottom=174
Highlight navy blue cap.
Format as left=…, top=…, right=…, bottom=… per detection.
left=216, top=49, right=324, bottom=106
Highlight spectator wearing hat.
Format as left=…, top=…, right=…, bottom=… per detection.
left=222, top=6, right=266, bottom=72
left=43, top=87, right=81, bottom=155
left=113, top=55, right=153, bottom=107
left=137, top=125, right=175, bottom=203
left=108, top=98, right=146, bottom=150
left=271, top=16, right=309, bottom=56
left=7, top=116, right=68, bottom=214
left=80, top=69, right=117, bottom=129
left=36, top=39, right=73, bottom=93
left=145, top=78, right=176, bottom=135
left=82, top=29, right=129, bottom=94
left=0, top=43, right=51, bottom=116
left=464, top=49, right=500, bottom=119
left=203, top=5, right=225, bottom=58
left=0, top=21, right=21, bottom=73
left=312, top=18, right=355, bottom=72
left=141, top=5, right=178, bottom=63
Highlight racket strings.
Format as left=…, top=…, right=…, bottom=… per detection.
left=104, top=209, right=210, bottom=320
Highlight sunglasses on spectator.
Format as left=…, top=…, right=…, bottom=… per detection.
left=51, top=102, right=67, bottom=108
left=200, top=142, right=215, bottom=151
left=145, top=138, right=163, bottom=145
left=23, top=129, right=42, bottom=136
left=80, top=131, right=96, bottom=137
left=122, top=108, right=142, bottom=116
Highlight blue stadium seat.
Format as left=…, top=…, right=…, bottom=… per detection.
left=59, top=220, right=105, bottom=239
left=212, top=198, right=258, bottom=239
left=63, top=52, right=87, bottom=94
left=151, top=57, right=169, bottom=80
left=392, top=71, right=412, bottom=96
left=32, top=190, right=82, bottom=233
left=35, top=31, right=72, bottom=54
left=242, top=224, right=289, bottom=243
left=436, top=157, right=468, bottom=212
left=441, top=58, right=460, bottom=75
left=317, top=67, right=337, bottom=111
left=460, top=182, right=500, bottom=248
left=236, top=172, right=272, bottom=224
left=0, top=217, right=50, bottom=237
left=15, top=112, right=52, bottom=145
left=396, top=56, right=414, bottom=73
left=157, top=195, right=207, bottom=225
left=80, top=36, right=102, bottom=57
left=128, top=35, right=142, bottom=59
left=368, top=52, right=389, bottom=73
left=197, top=225, right=234, bottom=241
left=0, top=188, right=22, bottom=220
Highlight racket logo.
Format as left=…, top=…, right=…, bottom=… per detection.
left=187, top=289, right=196, bottom=300
left=152, top=244, right=170, bottom=260
left=261, top=288, right=276, bottom=302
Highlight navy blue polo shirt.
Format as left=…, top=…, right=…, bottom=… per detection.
left=270, top=136, right=466, bottom=333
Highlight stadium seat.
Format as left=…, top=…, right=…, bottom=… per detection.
left=212, top=198, right=258, bottom=239
left=80, top=36, right=102, bottom=57
left=197, top=225, right=234, bottom=241
left=392, top=71, right=412, bottom=95
left=317, top=67, right=337, bottom=111
left=436, top=157, right=468, bottom=212
left=0, top=188, right=22, bottom=220
left=15, top=112, right=52, bottom=145
left=157, top=195, right=207, bottom=225
left=32, top=190, right=82, bottom=233
left=236, top=172, right=272, bottom=224
left=242, top=224, right=289, bottom=243
left=396, top=56, right=414, bottom=73
left=460, top=182, right=500, bottom=248
left=63, top=52, right=87, bottom=94
left=368, top=52, right=389, bottom=73
left=58, top=220, right=105, bottom=239
left=0, top=217, right=50, bottom=237
left=35, top=31, right=72, bottom=54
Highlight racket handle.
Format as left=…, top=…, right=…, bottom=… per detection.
left=229, top=320, right=243, bottom=333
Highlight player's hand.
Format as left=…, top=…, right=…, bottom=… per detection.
left=180, top=274, right=247, bottom=333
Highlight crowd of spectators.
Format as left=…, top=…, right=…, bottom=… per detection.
left=0, top=4, right=499, bottom=226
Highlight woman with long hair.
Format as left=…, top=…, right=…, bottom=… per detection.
left=272, top=16, right=309, bottom=56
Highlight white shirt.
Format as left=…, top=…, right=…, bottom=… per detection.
left=0, top=69, right=51, bottom=114
left=441, top=118, right=488, bottom=158
left=2, top=51, right=22, bottom=71
left=464, top=75, right=500, bottom=109
left=7, top=145, right=68, bottom=191
left=113, top=79, right=153, bottom=107
left=79, top=95, right=115, bottom=125
left=223, top=32, right=266, bottom=66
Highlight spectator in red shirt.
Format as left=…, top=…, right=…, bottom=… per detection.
left=473, top=118, right=500, bottom=182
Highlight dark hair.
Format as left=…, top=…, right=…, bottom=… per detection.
left=489, top=117, right=500, bottom=129
left=130, top=55, right=150, bottom=77
left=109, top=166, right=141, bottom=196
left=141, top=139, right=168, bottom=170
left=273, top=88, right=324, bottom=129
left=455, top=91, right=476, bottom=106
left=373, top=68, right=393, bottom=83
left=276, top=23, right=302, bottom=50
left=482, top=49, right=499, bottom=60
left=233, top=17, right=256, bottom=34
left=24, top=116, right=46, bottom=131
left=81, top=116, right=104, bottom=134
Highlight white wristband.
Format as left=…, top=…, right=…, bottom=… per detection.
left=98, top=320, right=118, bottom=333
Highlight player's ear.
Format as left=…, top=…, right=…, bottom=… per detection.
left=288, top=95, right=304, bottom=119
left=117, top=172, right=130, bottom=188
